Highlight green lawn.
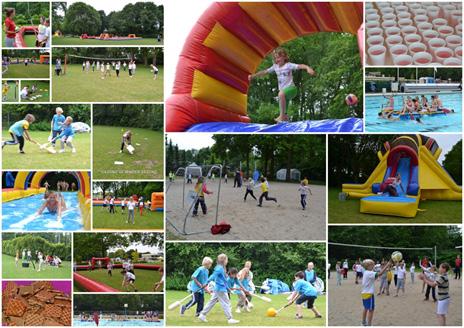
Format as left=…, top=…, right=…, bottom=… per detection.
left=3, top=63, right=50, bottom=78
left=75, top=268, right=162, bottom=292
left=2, top=32, right=37, bottom=48
left=19, top=80, right=50, bottom=102
left=92, top=206, right=163, bottom=230
left=52, top=64, right=163, bottom=102
left=3, top=81, right=18, bottom=102
left=2, top=254, right=71, bottom=279
left=328, top=187, right=462, bottom=224
left=2, top=130, right=91, bottom=170
left=166, top=291, right=326, bottom=326
left=92, top=126, right=163, bottom=179
left=53, top=36, right=162, bottom=46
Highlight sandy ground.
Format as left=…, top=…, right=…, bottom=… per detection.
left=328, top=271, right=462, bottom=326
left=166, top=178, right=326, bottom=240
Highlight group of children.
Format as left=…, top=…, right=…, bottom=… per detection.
left=101, top=195, right=148, bottom=224
left=4, top=8, right=51, bottom=48
left=73, top=59, right=158, bottom=80
left=180, top=255, right=322, bottom=324
left=15, top=249, right=62, bottom=271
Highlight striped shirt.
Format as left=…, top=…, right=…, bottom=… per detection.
left=436, top=273, right=449, bottom=301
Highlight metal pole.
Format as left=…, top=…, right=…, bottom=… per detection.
left=215, top=165, right=222, bottom=225
left=434, top=246, right=437, bottom=266
left=182, top=169, right=186, bottom=209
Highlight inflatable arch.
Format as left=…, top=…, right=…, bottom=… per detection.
left=15, top=26, right=38, bottom=48
left=166, top=2, right=364, bottom=132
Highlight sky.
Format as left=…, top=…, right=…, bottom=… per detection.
left=166, top=133, right=215, bottom=150
left=426, top=134, right=462, bottom=164
left=108, top=241, right=160, bottom=254
left=64, top=0, right=163, bottom=15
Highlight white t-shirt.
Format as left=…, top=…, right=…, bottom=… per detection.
left=355, top=264, right=363, bottom=273
left=127, top=201, right=135, bottom=210
left=361, top=270, right=377, bottom=294
left=266, top=62, right=299, bottom=90
left=410, top=265, right=415, bottom=273
left=45, top=26, right=51, bottom=48
left=20, top=88, right=28, bottom=99
left=397, top=266, right=406, bottom=279
left=343, top=261, right=348, bottom=269
left=125, top=272, right=136, bottom=280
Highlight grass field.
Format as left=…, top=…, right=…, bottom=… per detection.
left=166, top=291, right=326, bottom=326
left=2, top=32, right=37, bottom=48
left=92, top=206, right=164, bottom=230
left=328, top=187, right=462, bottom=224
left=2, top=254, right=71, bottom=279
left=92, top=126, right=163, bottom=180
left=2, top=130, right=91, bottom=170
left=52, top=64, right=163, bottom=102
left=53, top=36, right=162, bottom=46
left=19, top=80, right=50, bottom=102
left=3, top=63, right=50, bottom=78
left=3, top=81, right=18, bottom=102
left=74, top=268, right=162, bottom=292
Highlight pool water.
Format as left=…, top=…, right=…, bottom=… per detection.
left=2, top=192, right=83, bottom=231
left=74, top=320, right=164, bottom=326
left=365, top=93, right=462, bottom=132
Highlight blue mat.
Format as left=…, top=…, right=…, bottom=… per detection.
left=187, top=118, right=363, bottom=132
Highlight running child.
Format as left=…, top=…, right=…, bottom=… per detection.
left=286, top=271, right=322, bottom=319
left=181, top=257, right=213, bottom=317
left=256, top=177, right=277, bottom=207
left=120, top=130, right=132, bottom=153
left=50, top=107, right=65, bottom=147
left=192, top=177, right=213, bottom=217
left=243, top=178, right=257, bottom=202
left=298, top=180, right=311, bottom=210
left=121, top=270, right=138, bottom=292
left=419, top=263, right=450, bottom=326
left=248, top=47, right=315, bottom=122
left=199, top=254, right=240, bottom=324
left=2, top=114, right=39, bottom=153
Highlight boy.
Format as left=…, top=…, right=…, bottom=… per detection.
left=298, top=180, right=311, bottom=210
left=51, top=107, right=65, bottom=147
left=3, top=114, right=39, bottom=153
left=395, top=260, right=406, bottom=297
left=304, top=262, right=317, bottom=285
left=2, top=81, right=9, bottom=101
left=107, top=261, right=113, bottom=277
left=37, top=191, right=67, bottom=222
left=287, top=271, right=322, bottom=319
left=256, top=177, right=277, bottom=207
left=151, top=64, right=159, bottom=80
left=121, top=270, right=138, bottom=292
left=419, top=263, right=450, bottom=326
left=180, top=256, right=213, bottom=317
left=56, top=116, right=76, bottom=153
left=361, top=259, right=391, bottom=326
left=243, top=178, right=257, bottom=202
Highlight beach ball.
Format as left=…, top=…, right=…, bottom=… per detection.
left=266, top=307, right=277, bottom=317
left=391, top=251, right=403, bottom=262
left=345, top=94, right=358, bottom=106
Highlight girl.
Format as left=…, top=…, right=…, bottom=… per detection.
left=102, top=197, right=108, bottom=212
left=336, top=261, right=342, bottom=286
left=115, top=61, right=121, bottom=78
left=256, top=177, right=277, bottom=207
left=107, top=261, right=113, bottom=277
left=120, top=130, right=132, bottom=153
left=37, top=191, right=67, bottom=222
left=199, top=254, right=240, bottom=324
left=127, top=196, right=136, bottom=224
left=298, top=180, right=311, bottom=210
left=249, top=47, right=315, bottom=123
left=192, top=177, right=213, bottom=217
left=151, top=64, right=159, bottom=80
left=109, top=196, right=115, bottom=214
left=2, top=114, right=39, bottom=154
left=51, top=107, right=65, bottom=147
left=236, top=268, right=253, bottom=313
left=243, top=178, right=257, bottom=202
left=138, top=196, right=144, bottom=216
left=4, top=8, right=16, bottom=48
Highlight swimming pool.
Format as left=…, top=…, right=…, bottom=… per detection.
left=2, top=192, right=83, bottom=231
left=74, top=319, right=164, bottom=326
left=365, top=93, right=462, bottom=132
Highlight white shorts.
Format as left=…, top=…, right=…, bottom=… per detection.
left=436, top=298, right=450, bottom=315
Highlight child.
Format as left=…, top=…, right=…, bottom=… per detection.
left=138, top=196, right=144, bottom=216
left=100, top=61, right=106, bottom=79
left=103, top=197, right=108, bottom=212
left=395, top=261, right=406, bottom=297
left=386, top=265, right=393, bottom=295
left=360, top=259, right=391, bottom=326
left=181, top=257, right=213, bottom=317
left=151, top=64, right=159, bottom=80
left=2, top=81, right=9, bottom=101
left=298, top=181, right=311, bottom=210
left=286, top=271, right=322, bottom=319
left=336, top=261, right=342, bottom=286
left=4, top=8, right=17, bottom=48
left=55, top=58, right=62, bottom=76
left=51, top=107, right=65, bottom=147
left=199, top=254, right=239, bottom=324
left=236, top=268, right=253, bottom=313
left=106, top=62, right=112, bottom=77
left=109, top=196, right=115, bottom=214
left=423, top=265, right=437, bottom=302
left=107, top=261, right=113, bottom=277
left=410, top=262, right=415, bottom=284
left=120, top=130, right=132, bottom=153
left=37, top=191, right=67, bottom=222
left=3, top=114, right=39, bottom=153
left=20, top=86, right=29, bottom=100
left=243, top=178, right=257, bottom=202
left=377, top=260, right=388, bottom=296
left=56, top=116, right=76, bottom=153
left=153, top=267, right=164, bottom=291
left=354, top=261, right=363, bottom=284
left=192, top=177, right=213, bottom=217
left=82, top=61, right=85, bottom=71
left=248, top=47, right=315, bottom=122
left=121, top=270, right=138, bottom=292
left=115, top=61, right=121, bottom=78
left=127, top=196, right=136, bottom=224
left=226, top=267, right=247, bottom=314
left=304, top=262, right=317, bottom=285
left=256, top=177, right=277, bottom=207
left=419, top=263, right=450, bottom=326
left=121, top=198, right=126, bottom=215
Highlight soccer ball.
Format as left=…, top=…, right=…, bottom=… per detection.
left=266, top=307, right=277, bottom=317
left=391, top=251, right=403, bottom=262
left=345, top=94, right=358, bottom=106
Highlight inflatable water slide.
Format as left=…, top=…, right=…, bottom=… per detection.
left=342, top=135, right=462, bottom=218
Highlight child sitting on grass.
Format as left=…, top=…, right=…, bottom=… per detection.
left=3, top=114, right=39, bottom=154
left=419, top=262, right=450, bottom=326
left=248, top=47, right=315, bottom=123
left=181, top=256, right=213, bottom=317
left=287, top=271, right=322, bottom=319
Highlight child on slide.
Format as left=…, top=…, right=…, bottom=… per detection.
left=248, top=47, right=315, bottom=123
left=37, top=191, right=67, bottom=222
left=2, top=114, right=40, bottom=153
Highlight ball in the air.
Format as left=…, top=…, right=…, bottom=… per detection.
left=266, top=307, right=277, bottom=317
left=345, top=94, right=358, bottom=106
left=391, top=251, right=403, bottom=262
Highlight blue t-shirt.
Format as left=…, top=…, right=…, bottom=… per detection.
left=190, top=266, right=209, bottom=294
left=305, top=269, right=316, bottom=283
left=294, top=279, right=318, bottom=297
left=9, top=120, right=29, bottom=137
left=58, top=125, right=74, bottom=138
left=208, top=265, right=227, bottom=292
left=227, top=276, right=240, bottom=291
left=52, top=114, right=65, bottom=131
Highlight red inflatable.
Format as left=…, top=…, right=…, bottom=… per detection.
left=73, top=272, right=119, bottom=292
left=166, top=2, right=364, bottom=131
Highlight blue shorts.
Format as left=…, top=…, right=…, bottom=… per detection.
left=362, top=293, right=375, bottom=311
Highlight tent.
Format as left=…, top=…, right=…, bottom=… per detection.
left=276, top=168, right=301, bottom=181
left=185, top=163, right=202, bottom=177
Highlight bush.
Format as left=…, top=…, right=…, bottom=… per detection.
left=3, top=235, right=71, bottom=261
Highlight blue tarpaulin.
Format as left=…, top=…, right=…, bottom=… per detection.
left=263, top=279, right=290, bottom=294
left=186, top=118, right=363, bottom=133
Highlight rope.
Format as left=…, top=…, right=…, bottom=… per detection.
left=66, top=54, right=132, bottom=61
left=328, top=242, right=433, bottom=250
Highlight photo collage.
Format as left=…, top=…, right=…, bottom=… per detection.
left=1, top=0, right=463, bottom=327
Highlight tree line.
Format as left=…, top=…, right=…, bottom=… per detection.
left=93, top=181, right=163, bottom=200
left=74, top=294, right=163, bottom=313
left=2, top=234, right=71, bottom=261
left=93, top=104, right=163, bottom=131
left=3, top=2, right=49, bottom=25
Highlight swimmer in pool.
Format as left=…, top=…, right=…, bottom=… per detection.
left=36, top=191, right=67, bottom=221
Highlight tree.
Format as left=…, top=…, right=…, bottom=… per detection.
left=443, top=139, right=462, bottom=185
left=62, top=2, right=101, bottom=36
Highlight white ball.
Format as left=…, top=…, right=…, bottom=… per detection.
left=391, top=251, right=403, bottom=262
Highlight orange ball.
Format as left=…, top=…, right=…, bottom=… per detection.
left=266, top=307, right=277, bottom=317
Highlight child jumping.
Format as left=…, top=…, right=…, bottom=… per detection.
left=199, top=254, right=239, bottom=324
left=248, top=47, right=315, bottom=123
left=181, top=257, right=213, bottom=317
left=287, top=271, right=322, bottom=319
left=3, top=114, right=39, bottom=153
left=256, top=177, right=277, bottom=207
left=192, top=177, right=213, bottom=217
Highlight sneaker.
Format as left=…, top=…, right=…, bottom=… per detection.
left=362, top=320, right=367, bottom=326
left=227, top=319, right=239, bottom=324
left=72, top=148, right=76, bottom=153
left=235, top=308, right=241, bottom=314
left=315, top=314, right=322, bottom=318
left=19, top=150, right=25, bottom=154
left=295, top=314, right=303, bottom=319
left=198, top=314, right=207, bottom=322
left=257, top=204, right=262, bottom=207
left=59, top=149, right=65, bottom=153
left=119, top=150, right=123, bottom=153
left=180, top=305, right=186, bottom=316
